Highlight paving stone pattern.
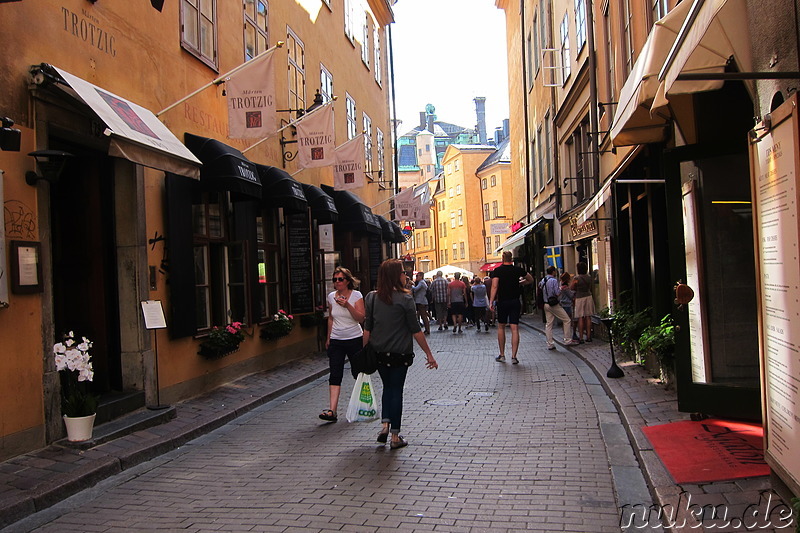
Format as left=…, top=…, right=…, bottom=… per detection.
left=15, top=325, right=624, bottom=532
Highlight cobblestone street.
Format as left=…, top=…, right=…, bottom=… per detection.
left=10, top=325, right=639, bottom=532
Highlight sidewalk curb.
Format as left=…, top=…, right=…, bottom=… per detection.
left=0, top=358, right=330, bottom=530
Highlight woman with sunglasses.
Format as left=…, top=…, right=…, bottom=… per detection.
left=364, top=259, right=438, bottom=449
left=320, top=267, right=365, bottom=422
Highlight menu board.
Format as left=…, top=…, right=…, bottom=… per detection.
left=286, top=212, right=314, bottom=315
left=751, top=100, right=800, bottom=492
left=368, top=235, right=381, bottom=289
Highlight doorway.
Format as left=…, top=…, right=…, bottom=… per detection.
left=50, top=142, right=122, bottom=395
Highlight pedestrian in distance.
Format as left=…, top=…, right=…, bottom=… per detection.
left=540, top=265, right=580, bottom=350
left=489, top=251, right=534, bottom=364
left=430, top=271, right=449, bottom=330
left=412, top=271, right=431, bottom=335
left=447, top=272, right=468, bottom=334
left=320, top=267, right=365, bottom=422
left=363, top=259, right=438, bottom=449
left=559, top=272, right=580, bottom=341
left=483, top=276, right=495, bottom=326
left=571, top=262, right=596, bottom=343
left=471, top=277, right=489, bottom=332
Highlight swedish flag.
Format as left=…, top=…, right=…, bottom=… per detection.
left=545, top=246, right=563, bottom=269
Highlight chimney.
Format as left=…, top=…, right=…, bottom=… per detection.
left=419, top=112, right=426, bottom=129
left=474, top=97, right=487, bottom=144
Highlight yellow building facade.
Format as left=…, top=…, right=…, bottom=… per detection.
left=0, top=0, right=395, bottom=460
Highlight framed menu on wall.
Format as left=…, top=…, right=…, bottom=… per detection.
left=749, top=94, right=800, bottom=496
left=286, top=212, right=314, bottom=315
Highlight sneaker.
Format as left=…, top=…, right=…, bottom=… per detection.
left=495, top=355, right=506, bottom=362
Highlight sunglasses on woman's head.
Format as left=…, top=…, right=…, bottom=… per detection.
left=332, top=277, right=347, bottom=282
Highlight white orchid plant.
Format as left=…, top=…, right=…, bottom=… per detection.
left=53, top=331, right=98, bottom=417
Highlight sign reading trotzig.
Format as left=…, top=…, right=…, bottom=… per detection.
left=226, top=50, right=277, bottom=139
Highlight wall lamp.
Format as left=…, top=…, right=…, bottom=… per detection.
left=25, top=150, right=73, bottom=186
left=1, top=117, right=21, bottom=152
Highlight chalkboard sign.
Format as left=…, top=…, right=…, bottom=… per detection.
left=368, top=234, right=381, bottom=289
left=286, top=212, right=314, bottom=314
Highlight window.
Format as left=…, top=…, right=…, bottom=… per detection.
left=491, top=175, right=496, bottom=187
left=536, top=124, right=544, bottom=191
left=363, top=113, right=373, bottom=174
left=376, top=128, right=385, bottom=174
left=353, top=247, right=362, bottom=272
left=622, top=0, right=634, bottom=77
left=181, top=0, right=217, bottom=68
left=529, top=26, right=537, bottom=86
left=603, top=4, right=617, bottom=122
left=560, top=13, right=571, bottom=84
left=483, top=203, right=490, bottom=221
left=459, top=242, right=465, bottom=259
left=344, top=0, right=354, bottom=41
left=494, top=235, right=500, bottom=250
left=544, top=112, right=553, bottom=183
left=256, top=210, right=284, bottom=321
left=571, top=118, right=590, bottom=201
left=486, top=237, right=492, bottom=255
left=458, top=209, right=463, bottom=226
left=448, top=187, right=454, bottom=198
left=454, top=160, right=460, bottom=171
left=540, top=0, right=551, bottom=82
left=492, top=201, right=499, bottom=218
left=452, top=243, right=458, bottom=260
left=320, top=64, right=334, bottom=103
left=652, top=0, right=668, bottom=26
left=439, top=200, right=445, bottom=211
left=442, top=249, right=448, bottom=264
left=193, top=192, right=249, bottom=329
left=482, top=178, right=487, bottom=190
left=346, top=93, right=357, bottom=139
left=423, top=232, right=428, bottom=247
left=287, top=28, right=305, bottom=115
left=361, top=14, right=370, bottom=66
left=456, top=184, right=462, bottom=195
left=450, top=212, right=456, bottom=229
left=574, top=0, right=586, bottom=51
left=374, top=26, right=382, bottom=84
left=244, top=0, right=268, bottom=61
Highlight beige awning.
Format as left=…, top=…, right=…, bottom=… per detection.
left=51, top=66, right=201, bottom=178
left=652, top=0, right=752, bottom=111
left=610, top=1, right=693, bottom=147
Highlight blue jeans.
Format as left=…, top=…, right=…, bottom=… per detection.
left=377, top=364, right=408, bottom=433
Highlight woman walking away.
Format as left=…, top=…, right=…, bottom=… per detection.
left=571, top=262, right=596, bottom=343
left=471, top=277, right=489, bottom=332
left=559, top=272, right=579, bottom=341
left=364, top=259, right=438, bottom=449
left=320, top=267, right=365, bottom=422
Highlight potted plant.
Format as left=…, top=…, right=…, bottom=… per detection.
left=638, top=314, right=678, bottom=387
left=198, top=321, right=246, bottom=359
left=260, top=309, right=294, bottom=340
left=53, top=331, right=98, bottom=441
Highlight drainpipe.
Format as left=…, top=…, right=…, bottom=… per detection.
left=520, top=0, right=532, bottom=223
left=388, top=24, right=400, bottom=258
left=586, top=0, right=601, bottom=190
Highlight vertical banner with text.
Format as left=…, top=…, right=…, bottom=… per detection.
left=227, top=50, right=277, bottom=139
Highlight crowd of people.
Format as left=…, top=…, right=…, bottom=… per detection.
left=319, top=255, right=595, bottom=449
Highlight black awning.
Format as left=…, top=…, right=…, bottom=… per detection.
left=256, top=165, right=308, bottom=213
left=321, top=185, right=382, bottom=235
left=378, top=216, right=407, bottom=243
left=301, top=183, right=338, bottom=224
left=184, top=133, right=261, bottom=199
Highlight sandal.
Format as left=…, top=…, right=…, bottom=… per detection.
left=319, top=409, right=338, bottom=422
left=390, top=436, right=408, bottom=449
left=377, top=430, right=389, bottom=444
left=512, top=357, right=519, bottom=364
left=495, top=355, right=506, bottom=362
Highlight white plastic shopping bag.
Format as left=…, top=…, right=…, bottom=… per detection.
left=346, top=372, right=379, bottom=422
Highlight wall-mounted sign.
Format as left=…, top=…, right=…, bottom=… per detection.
left=490, top=223, right=510, bottom=235
left=10, top=241, right=42, bottom=294
left=569, top=217, right=598, bottom=239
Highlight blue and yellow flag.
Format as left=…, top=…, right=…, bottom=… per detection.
left=545, top=246, right=563, bottom=269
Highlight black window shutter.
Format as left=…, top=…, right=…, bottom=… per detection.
left=166, top=173, right=198, bottom=338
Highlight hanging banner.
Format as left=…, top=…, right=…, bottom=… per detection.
left=411, top=205, right=431, bottom=228
left=296, top=105, right=335, bottom=168
left=544, top=246, right=563, bottom=269
left=227, top=50, right=277, bottom=139
left=333, top=134, right=365, bottom=190
left=394, top=187, right=416, bottom=219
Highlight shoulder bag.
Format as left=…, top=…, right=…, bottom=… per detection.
left=349, top=292, right=378, bottom=378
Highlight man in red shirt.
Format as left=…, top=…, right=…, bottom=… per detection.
left=447, top=272, right=468, bottom=334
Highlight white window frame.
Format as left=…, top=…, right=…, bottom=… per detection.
left=457, top=209, right=463, bottom=226
left=181, top=0, right=218, bottom=69
left=560, top=13, right=571, bottom=85
left=450, top=212, right=456, bottom=229
left=243, top=0, right=268, bottom=61
left=320, top=64, right=334, bottom=103
left=287, top=27, right=306, bottom=115
left=363, top=112, right=373, bottom=174
left=574, top=0, right=587, bottom=51
left=361, top=14, right=371, bottom=67
left=346, top=93, right=357, bottom=139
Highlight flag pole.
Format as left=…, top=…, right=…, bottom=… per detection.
left=156, top=42, right=285, bottom=117
left=241, top=97, right=336, bottom=155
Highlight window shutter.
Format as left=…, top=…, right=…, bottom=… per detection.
left=166, top=174, right=199, bottom=338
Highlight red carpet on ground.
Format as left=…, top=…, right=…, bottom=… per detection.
left=642, top=418, right=769, bottom=484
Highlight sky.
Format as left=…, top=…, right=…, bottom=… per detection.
left=390, top=0, right=510, bottom=138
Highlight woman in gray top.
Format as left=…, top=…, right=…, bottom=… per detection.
left=364, top=259, right=438, bottom=449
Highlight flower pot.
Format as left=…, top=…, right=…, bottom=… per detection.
left=63, top=413, right=96, bottom=442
